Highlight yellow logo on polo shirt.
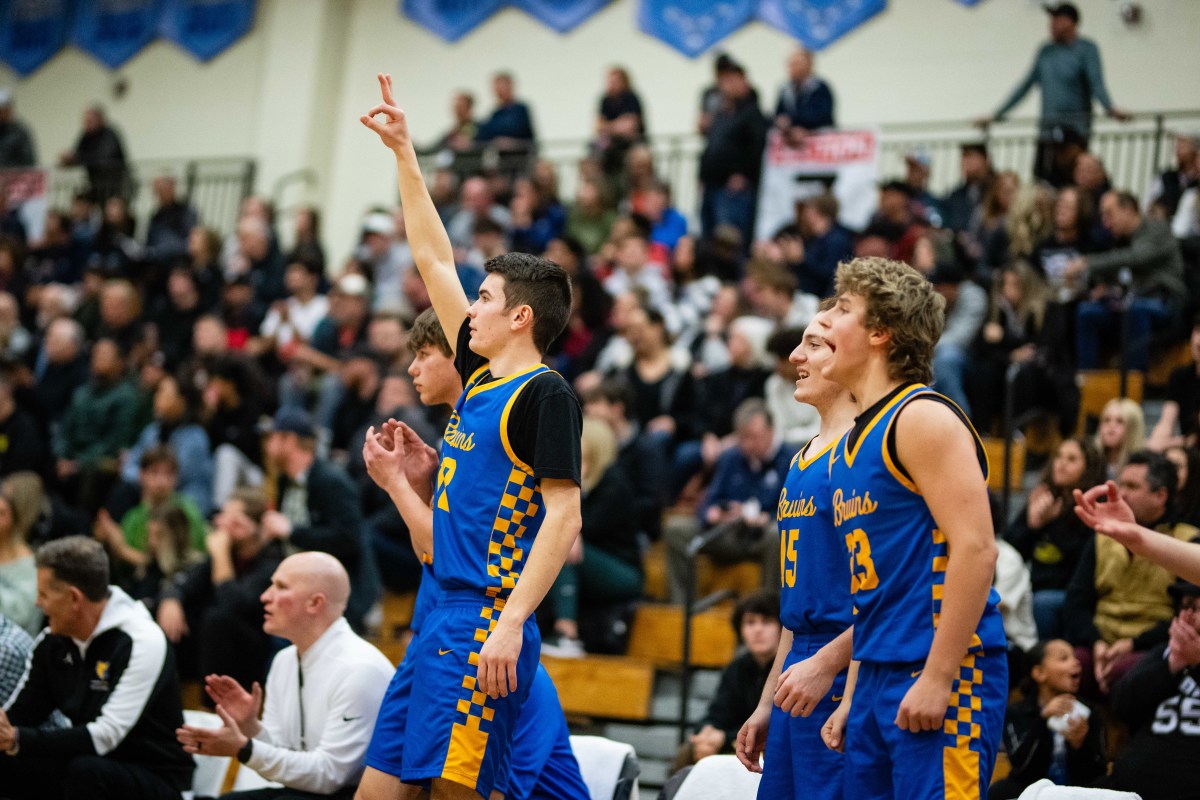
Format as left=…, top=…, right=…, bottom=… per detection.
left=95, top=661, right=109, bottom=680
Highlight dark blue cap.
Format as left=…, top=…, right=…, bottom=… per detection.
left=270, top=406, right=316, bottom=438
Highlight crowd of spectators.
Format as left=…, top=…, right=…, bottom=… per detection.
left=0, top=6, right=1199, bottom=794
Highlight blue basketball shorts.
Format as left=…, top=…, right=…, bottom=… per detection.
left=363, top=636, right=417, bottom=777
left=506, top=665, right=590, bottom=800
left=844, top=650, right=1007, bottom=800
left=757, top=631, right=847, bottom=800
left=400, top=591, right=541, bottom=798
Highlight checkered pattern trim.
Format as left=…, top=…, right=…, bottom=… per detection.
left=943, top=654, right=984, bottom=746
left=931, top=527, right=985, bottom=653
left=484, top=467, right=541, bottom=599
left=454, top=596, right=509, bottom=734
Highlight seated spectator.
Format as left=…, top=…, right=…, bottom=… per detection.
left=971, top=262, right=1078, bottom=437
left=0, top=376, right=48, bottom=480
left=965, top=170, right=1020, bottom=277
left=1146, top=132, right=1200, bottom=219
left=3, top=471, right=87, bottom=549
left=903, top=150, right=943, bottom=227
left=141, top=176, right=196, bottom=277
left=695, top=315, right=772, bottom=442
left=594, top=66, right=645, bottom=174
left=1164, top=445, right=1200, bottom=527
left=287, top=205, right=326, bottom=273
left=995, top=538, right=1039, bottom=653
left=1094, top=396, right=1145, bottom=479
left=0, top=537, right=193, bottom=799
left=186, top=226, right=225, bottom=310
left=673, top=590, right=781, bottom=770
left=1033, top=184, right=1096, bottom=300
left=53, top=338, right=139, bottom=513
left=1073, top=152, right=1111, bottom=214
left=927, top=262, right=986, bottom=418
left=621, top=143, right=659, bottom=218
left=987, top=640, right=1106, bottom=799
left=643, top=181, right=688, bottom=261
left=544, top=418, right=644, bottom=657
left=545, top=237, right=613, bottom=380
left=102, top=443, right=208, bottom=563
left=445, top=176, right=512, bottom=252
left=1006, top=438, right=1105, bottom=639
left=762, top=327, right=819, bottom=447
left=202, top=352, right=270, bottom=509
left=1072, top=190, right=1186, bottom=371
left=122, top=374, right=214, bottom=515
left=354, top=210, right=410, bottom=315
left=0, top=292, right=31, bottom=363
left=474, top=71, right=536, bottom=152
left=157, top=487, right=282, bottom=696
left=665, top=400, right=790, bottom=602
left=1106, top=578, right=1200, bottom=799
left=0, top=492, right=36, bottom=635
left=27, top=211, right=86, bottom=287
left=602, top=232, right=672, bottom=314
left=1063, top=450, right=1200, bottom=695
left=151, top=266, right=206, bottom=369
left=797, top=194, right=854, bottom=298
left=262, top=408, right=374, bottom=632
left=742, top=259, right=813, bottom=329
left=219, top=276, right=267, bottom=350
left=97, top=279, right=152, bottom=365
left=942, top=142, right=994, bottom=234
left=176, top=552, right=394, bottom=799
left=773, top=48, right=835, bottom=144
left=1004, top=183, right=1057, bottom=266
left=613, top=306, right=698, bottom=446
left=509, top=175, right=566, bottom=256
left=1148, top=314, right=1200, bottom=451
left=228, top=215, right=287, bottom=307
left=255, top=253, right=329, bottom=364
left=107, top=504, right=198, bottom=605
left=565, top=177, right=617, bottom=256
left=282, top=273, right=371, bottom=432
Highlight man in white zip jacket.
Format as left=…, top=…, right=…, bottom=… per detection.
left=177, top=551, right=393, bottom=799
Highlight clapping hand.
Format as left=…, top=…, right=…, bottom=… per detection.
left=204, top=675, right=262, bottom=731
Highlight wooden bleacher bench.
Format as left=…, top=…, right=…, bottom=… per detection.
left=1147, top=339, right=1191, bottom=389
left=981, top=436, right=1027, bottom=494
left=643, top=539, right=668, bottom=601
left=1075, top=369, right=1143, bottom=437
left=642, top=538, right=764, bottom=603
left=626, top=603, right=737, bottom=669
left=377, top=591, right=417, bottom=640
left=541, top=654, right=655, bottom=721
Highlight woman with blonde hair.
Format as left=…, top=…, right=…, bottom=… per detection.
left=1094, top=397, right=1146, bottom=479
left=543, top=416, right=644, bottom=657
left=1006, top=183, right=1057, bottom=264
left=0, top=491, right=37, bottom=634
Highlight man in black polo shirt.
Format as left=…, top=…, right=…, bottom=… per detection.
left=0, top=537, right=192, bottom=799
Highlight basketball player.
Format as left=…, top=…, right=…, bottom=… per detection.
left=817, top=257, right=1007, bottom=800
left=362, top=75, right=582, bottom=800
left=735, top=307, right=856, bottom=799
left=357, top=310, right=589, bottom=800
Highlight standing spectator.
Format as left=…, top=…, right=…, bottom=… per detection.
left=1063, top=451, right=1199, bottom=695
left=176, top=552, right=394, bottom=799
left=432, top=90, right=477, bottom=155
left=1070, top=190, right=1186, bottom=371
left=52, top=339, right=139, bottom=513
left=942, top=142, right=994, bottom=234
left=1005, top=437, right=1105, bottom=638
left=1106, top=578, right=1200, bottom=799
left=698, top=57, right=767, bottom=247
left=121, top=375, right=214, bottom=516
left=773, top=48, right=835, bottom=145
left=0, top=493, right=36, bottom=635
left=1146, top=132, right=1200, bottom=219
left=1148, top=314, right=1200, bottom=451
left=142, top=176, right=197, bottom=275
left=0, top=90, right=35, bottom=168
left=156, top=488, right=281, bottom=697
left=57, top=105, right=129, bottom=201
left=474, top=71, right=536, bottom=153
left=594, top=66, right=645, bottom=174
left=0, top=537, right=194, bottom=799
left=260, top=408, right=374, bottom=631
left=979, top=3, right=1130, bottom=186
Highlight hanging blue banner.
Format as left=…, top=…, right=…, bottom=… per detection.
left=402, top=0, right=505, bottom=43
left=0, top=0, right=73, bottom=76
left=72, top=0, right=162, bottom=69
left=159, top=0, right=255, bottom=61
left=512, top=0, right=610, bottom=33
left=756, top=0, right=886, bottom=50
left=638, top=0, right=756, bottom=58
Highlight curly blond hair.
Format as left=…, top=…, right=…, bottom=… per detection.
left=834, top=257, right=945, bottom=384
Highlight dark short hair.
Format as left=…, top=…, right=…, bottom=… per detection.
left=1125, top=449, right=1178, bottom=510
left=732, top=589, right=780, bottom=636
left=408, top=307, right=452, bottom=358
left=472, top=217, right=505, bottom=238
left=484, top=253, right=572, bottom=354
left=140, top=444, right=179, bottom=473
left=767, top=327, right=805, bottom=361
left=581, top=376, right=635, bottom=417
left=960, top=142, right=988, bottom=158
left=1108, top=190, right=1140, bottom=213
left=230, top=486, right=268, bottom=524
left=36, top=536, right=110, bottom=602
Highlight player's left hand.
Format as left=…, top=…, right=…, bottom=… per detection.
left=478, top=619, right=522, bottom=699
left=774, top=657, right=835, bottom=718
left=895, top=673, right=952, bottom=734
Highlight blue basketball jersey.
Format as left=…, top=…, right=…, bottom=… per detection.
left=432, top=363, right=551, bottom=598
left=829, top=384, right=1006, bottom=663
left=777, top=439, right=854, bottom=636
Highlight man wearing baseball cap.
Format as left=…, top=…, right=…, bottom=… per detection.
left=976, top=2, right=1130, bottom=186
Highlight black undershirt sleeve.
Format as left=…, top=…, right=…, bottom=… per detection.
left=508, top=374, right=583, bottom=486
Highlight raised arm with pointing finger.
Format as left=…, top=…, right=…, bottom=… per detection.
left=1075, top=481, right=1200, bottom=585
left=361, top=73, right=468, bottom=350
